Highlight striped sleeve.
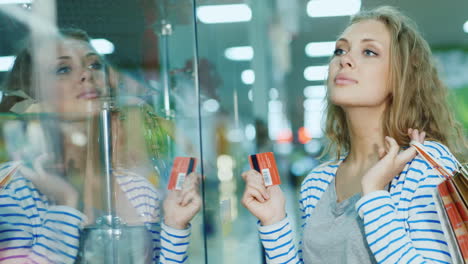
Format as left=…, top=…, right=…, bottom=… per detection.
left=30, top=206, right=85, bottom=264
left=255, top=162, right=336, bottom=264
left=355, top=141, right=456, bottom=264
left=159, top=223, right=190, bottom=264
left=147, top=222, right=161, bottom=263
left=0, top=175, right=84, bottom=264
left=257, top=216, right=300, bottom=264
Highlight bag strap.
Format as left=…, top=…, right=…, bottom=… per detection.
left=410, top=141, right=453, bottom=179
left=0, top=162, right=21, bottom=189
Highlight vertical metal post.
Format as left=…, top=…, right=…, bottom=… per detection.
left=100, top=101, right=115, bottom=221
left=160, top=20, right=173, bottom=119
left=99, top=100, right=118, bottom=264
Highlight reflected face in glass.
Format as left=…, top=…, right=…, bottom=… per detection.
left=327, top=19, right=391, bottom=108
left=54, top=38, right=106, bottom=115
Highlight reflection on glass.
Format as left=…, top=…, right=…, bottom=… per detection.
left=0, top=26, right=201, bottom=264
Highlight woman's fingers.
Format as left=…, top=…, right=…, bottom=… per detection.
left=242, top=170, right=263, bottom=184
left=248, top=182, right=270, bottom=200
left=411, top=129, right=419, bottom=142
left=183, top=172, right=201, bottom=190
left=241, top=170, right=269, bottom=200
left=408, top=128, right=426, bottom=143
left=378, top=147, right=387, bottom=159
left=397, top=146, right=417, bottom=166
left=33, top=153, right=50, bottom=178
left=385, top=137, right=399, bottom=158
left=242, top=187, right=267, bottom=206
left=419, top=131, right=426, bottom=143
left=180, top=190, right=201, bottom=207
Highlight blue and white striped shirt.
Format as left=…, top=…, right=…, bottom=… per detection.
left=258, top=141, right=457, bottom=264
left=0, top=162, right=191, bottom=264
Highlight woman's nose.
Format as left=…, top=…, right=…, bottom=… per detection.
left=339, top=53, right=354, bottom=68
left=80, top=68, right=93, bottom=82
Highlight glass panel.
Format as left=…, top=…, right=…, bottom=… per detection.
left=0, top=1, right=205, bottom=263
left=195, top=1, right=267, bottom=263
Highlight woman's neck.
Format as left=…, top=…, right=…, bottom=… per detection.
left=62, top=121, right=89, bottom=168
left=343, top=105, right=387, bottom=169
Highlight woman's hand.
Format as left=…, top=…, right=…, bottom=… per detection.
left=163, top=172, right=202, bottom=229
left=241, top=170, right=286, bottom=226
left=361, top=129, right=426, bottom=195
left=20, top=153, right=79, bottom=208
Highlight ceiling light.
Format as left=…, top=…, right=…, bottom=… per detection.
left=305, top=41, right=335, bottom=57
left=248, top=89, right=253, bottom=101
left=307, top=0, right=361, bottom=18
left=90, top=39, right=114, bottom=55
left=0, top=56, right=15, bottom=72
left=197, top=4, right=252, bottom=24
left=241, top=69, right=255, bottom=85
left=269, top=88, right=279, bottom=100
left=464, top=20, right=468, bottom=33
left=203, top=99, right=220, bottom=112
left=304, top=85, right=327, bottom=99
left=245, top=124, right=256, bottom=141
left=0, top=0, right=32, bottom=4
left=224, top=46, right=253, bottom=61
left=304, top=66, right=328, bottom=81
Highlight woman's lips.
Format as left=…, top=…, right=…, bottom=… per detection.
left=77, top=90, right=100, bottom=99
left=334, top=75, right=357, bottom=85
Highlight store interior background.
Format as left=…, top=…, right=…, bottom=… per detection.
left=0, top=0, right=467, bottom=263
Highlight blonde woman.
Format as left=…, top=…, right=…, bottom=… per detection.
left=241, top=6, right=466, bottom=264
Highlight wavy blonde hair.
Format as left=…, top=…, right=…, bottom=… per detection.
left=324, top=6, right=467, bottom=160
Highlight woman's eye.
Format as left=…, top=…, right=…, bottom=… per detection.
left=56, top=66, right=71, bottom=75
left=364, top=49, right=378, bottom=56
left=333, top=48, right=346, bottom=56
left=89, top=61, right=103, bottom=70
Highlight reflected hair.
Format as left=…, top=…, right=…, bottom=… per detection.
left=324, top=6, right=467, bottom=160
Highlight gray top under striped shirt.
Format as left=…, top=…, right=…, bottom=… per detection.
left=302, top=178, right=377, bottom=264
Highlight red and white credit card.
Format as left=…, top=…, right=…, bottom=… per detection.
left=167, top=157, right=197, bottom=190
left=248, top=152, right=281, bottom=186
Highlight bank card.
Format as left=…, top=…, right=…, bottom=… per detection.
left=168, top=157, right=197, bottom=190
left=248, top=152, right=281, bottom=186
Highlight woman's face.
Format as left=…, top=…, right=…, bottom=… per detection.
left=53, top=38, right=106, bottom=115
left=328, top=19, right=392, bottom=108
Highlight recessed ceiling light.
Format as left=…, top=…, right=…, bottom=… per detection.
left=90, top=39, right=115, bottom=55
left=241, top=69, right=255, bottom=85
left=197, top=4, right=252, bottom=24
left=307, top=0, right=361, bottom=18
left=0, top=56, right=15, bottom=72
left=203, top=99, right=220, bottom=112
left=304, top=66, right=328, bottom=81
left=0, top=0, right=32, bottom=4
left=224, top=46, right=253, bottom=61
left=304, top=85, right=326, bottom=99
left=305, top=41, right=336, bottom=57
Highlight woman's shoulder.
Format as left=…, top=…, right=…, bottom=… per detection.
left=114, top=168, right=160, bottom=197
left=418, top=140, right=458, bottom=171
left=399, top=141, right=458, bottom=188
left=301, top=159, right=340, bottom=190
left=1, top=161, right=29, bottom=189
left=0, top=161, right=47, bottom=203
